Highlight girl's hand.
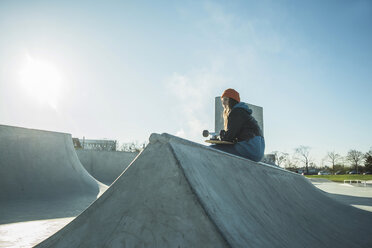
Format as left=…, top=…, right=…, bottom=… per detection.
left=219, top=130, right=226, bottom=140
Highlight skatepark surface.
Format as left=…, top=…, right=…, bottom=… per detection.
left=0, top=125, right=106, bottom=247
left=1, top=126, right=372, bottom=247
left=309, top=178, right=372, bottom=212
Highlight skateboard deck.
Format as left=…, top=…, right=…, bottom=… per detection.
left=205, top=140, right=234, bottom=145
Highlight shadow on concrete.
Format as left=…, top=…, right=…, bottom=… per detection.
left=0, top=196, right=97, bottom=225
left=322, top=192, right=372, bottom=209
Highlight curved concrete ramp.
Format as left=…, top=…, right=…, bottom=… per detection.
left=76, top=150, right=139, bottom=185
left=36, top=133, right=372, bottom=248
left=0, top=125, right=106, bottom=224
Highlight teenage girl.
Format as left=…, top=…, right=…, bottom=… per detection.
left=211, top=88, right=265, bottom=162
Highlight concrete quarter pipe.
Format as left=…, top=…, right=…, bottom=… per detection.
left=35, top=133, right=372, bottom=247
left=0, top=125, right=106, bottom=224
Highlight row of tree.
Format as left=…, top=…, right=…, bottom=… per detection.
left=116, top=141, right=147, bottom=153
left=93, top=139, right=372, bottom=175
left=272, top=146, right=372, bottom=174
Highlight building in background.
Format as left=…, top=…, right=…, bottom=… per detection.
left=73, top=137, right=117, bottom=151
left=262, top=154, right=277, bottom=166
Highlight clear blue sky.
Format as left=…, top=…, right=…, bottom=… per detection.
left=1, top=0, right=371, bottom=166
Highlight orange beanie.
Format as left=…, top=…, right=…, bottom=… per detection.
left=221, top=88, right=240, bottom=102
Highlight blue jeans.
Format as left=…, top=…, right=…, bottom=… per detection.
left=210, top=136, right=265, bottom=162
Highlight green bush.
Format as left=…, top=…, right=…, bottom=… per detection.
left=305, top=175, right=372, bottom=182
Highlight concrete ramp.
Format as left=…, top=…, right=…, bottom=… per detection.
left=0, top=125, right=106, bottom=224
left=36, top=133, right=372, bottom=248
left=76, top=150, right=139, bottom=185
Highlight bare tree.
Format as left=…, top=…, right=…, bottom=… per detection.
left=326, top=151, right=341, bottom=172
left=97, top=140, right=117, bottom=151
left=272, top=151, right=289, bottom=167
left=120, top=141, right=147, bottom=152
left=346, top=150, right=364, bottom=174
left=294, top=146, right=311, bottom=174
left=365, top=148, right=372, bottom=172
left=284, top=154, right=298, bottom=169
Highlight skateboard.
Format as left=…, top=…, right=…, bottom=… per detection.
left=202, top=130, right=234, bottom=145
left=205, top=140, right=234, bottom=145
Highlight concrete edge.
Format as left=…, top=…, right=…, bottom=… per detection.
left=0, top=123, right=71, bottom=136
left=149, top=132, right=297, bottom=175
left=167, top=142, right=232, bottom=248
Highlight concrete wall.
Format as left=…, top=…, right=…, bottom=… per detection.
left=215, top=96, right=264, bottom=135
left=76, top=150, right=139, bottom=185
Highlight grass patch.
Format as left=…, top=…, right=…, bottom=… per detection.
left=305, top=174, right=372, bottom=183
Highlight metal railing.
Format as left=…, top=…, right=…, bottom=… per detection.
left=344, top=180, right=366, bottom=187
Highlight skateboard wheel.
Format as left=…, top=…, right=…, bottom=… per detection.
left=202, top=130, right=209, bottom=137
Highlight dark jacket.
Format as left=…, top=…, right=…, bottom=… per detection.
left=221, top=102, right=263, bottom=142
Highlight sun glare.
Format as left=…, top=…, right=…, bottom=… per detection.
left=19, top=56, right=62, bottom=109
